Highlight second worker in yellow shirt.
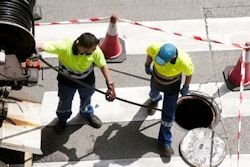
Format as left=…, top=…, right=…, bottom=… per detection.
left=145, top=43, right=194, bottom=156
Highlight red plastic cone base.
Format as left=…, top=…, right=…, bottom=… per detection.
left=100, top=34, right=123, bottom=59
left=228, top=60, right=250, bottom=86
left=100, top=37, right=126, bottom=63
left=223, top=66, right=250, bottom=91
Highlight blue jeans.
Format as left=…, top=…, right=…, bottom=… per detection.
left=149, top=79, right=180, bottom=147
left=56, top=82, right=95, bottom=122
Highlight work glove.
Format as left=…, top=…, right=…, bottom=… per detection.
left=145, top=64, right=152, bottom=75
left=180, top=85, right=189, bottom=96
left=105, top=81, right=116, bottom=102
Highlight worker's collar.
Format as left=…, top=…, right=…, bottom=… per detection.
left=169, top=50, right=178, bottom=64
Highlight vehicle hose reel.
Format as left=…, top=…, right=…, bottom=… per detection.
left=0, top=0, right=36, bottom=62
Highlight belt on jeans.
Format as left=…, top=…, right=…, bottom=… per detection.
left=152, top=69, right=181, bottom=86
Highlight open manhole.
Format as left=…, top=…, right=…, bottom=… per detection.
left=176, top=92, right=226, bottom=167
left=175, top=92, right=220, bottom=130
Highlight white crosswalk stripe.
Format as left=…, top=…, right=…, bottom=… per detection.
left=12, top=82, right=250, bottom=126
left=33, top=82, right=250, bottom=126
left=32, top=155, right=250, bottom=167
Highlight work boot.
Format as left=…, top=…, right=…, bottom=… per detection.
left=147, top=100, right=158, bottom=115
left=54, top=121, right=66, bottom=135
left=147, top=95, right=162, bottom=115
left=162, top=146, right=174, bottom=156
left=158, top=143, right=174, bottom=156
left=86, top=114, right=102, bottom=129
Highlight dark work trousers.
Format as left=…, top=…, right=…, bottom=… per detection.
left=149, top=78, right=181, bottom=147
left=56, top=79, right=96, bottom=122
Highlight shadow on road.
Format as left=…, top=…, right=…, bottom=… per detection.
left=92, top=99, right=170, bottom=167
left=34, top=100, right=171, bottom=166
left=211, top=82, right=231, bottom=99
left=34, top=114, right=89, bottom=162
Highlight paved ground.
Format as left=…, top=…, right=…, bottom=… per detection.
left=1, top=0, right=250, bottom=167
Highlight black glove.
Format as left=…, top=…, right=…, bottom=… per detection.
left=145, top=64, right=152, bottom=75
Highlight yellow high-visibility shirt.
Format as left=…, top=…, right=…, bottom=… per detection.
left=44, top=38, right=106, bottom=73
left=147, top=43, right=194, bottom=77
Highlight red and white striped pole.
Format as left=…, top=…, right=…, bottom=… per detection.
left=237, top=47, right=246, bottom=167
left=237, top=43, right=250, bottom=166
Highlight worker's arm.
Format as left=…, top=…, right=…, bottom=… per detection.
left=145, top=55, right=153, bottom=75
left=180, top=75, right=192, bottom=96
left=145, top=55, right=153, bottom=66
left=184, top=75, right=192, bottom=87
left=100, top=65, right=116, bottom=101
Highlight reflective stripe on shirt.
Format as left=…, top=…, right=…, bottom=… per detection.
left=59, top=61, right=94, bottom=79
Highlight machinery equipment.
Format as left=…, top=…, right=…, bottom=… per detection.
left=0, top=0, right=42, bottom=127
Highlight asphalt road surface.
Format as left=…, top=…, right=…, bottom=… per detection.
left=1, top=0, right=250, bottom=166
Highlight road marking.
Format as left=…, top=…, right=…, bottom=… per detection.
left=39, top=82, right=250, bottom=126
left=32, top=154, right=250, bottom=167
left=36, top=17, right=250, bottom=56
left=7, top=81, right=249, bottom=166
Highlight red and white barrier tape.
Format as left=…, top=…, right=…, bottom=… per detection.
left=35, top=16, right=110, bottom=26
left=35, top=15, right=248, bottom=49
left=118, top=18, right=246, bottom=49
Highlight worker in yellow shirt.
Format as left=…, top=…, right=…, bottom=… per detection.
left=37, top=33, right=116, bottom=134
left=145, top=43, right=194, bottom=156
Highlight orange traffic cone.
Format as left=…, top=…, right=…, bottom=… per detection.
left=223, top=42, right=250, bottom=91
left=100, top=15, right=126, bottom=62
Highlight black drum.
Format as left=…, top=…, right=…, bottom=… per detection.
left=0, top=0, right=36, bottom=62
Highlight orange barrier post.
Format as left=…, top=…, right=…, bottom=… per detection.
left=223, top=42, right=250, bottom=91
left=100, top=15, right=126, bottom=62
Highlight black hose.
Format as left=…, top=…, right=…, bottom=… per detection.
left=39, top=56, right=163, bottom=112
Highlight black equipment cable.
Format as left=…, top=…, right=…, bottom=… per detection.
left=39, top=56, right=163, bottom=112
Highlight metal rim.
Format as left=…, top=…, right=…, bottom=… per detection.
left=176, top=93, right=219, bottom=130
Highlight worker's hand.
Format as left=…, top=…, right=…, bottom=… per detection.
left=180, top=85, right=189, bottom=96
left=145, top=64, right=152, bottom=75
left=105, top=81, right=116, bottom=101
